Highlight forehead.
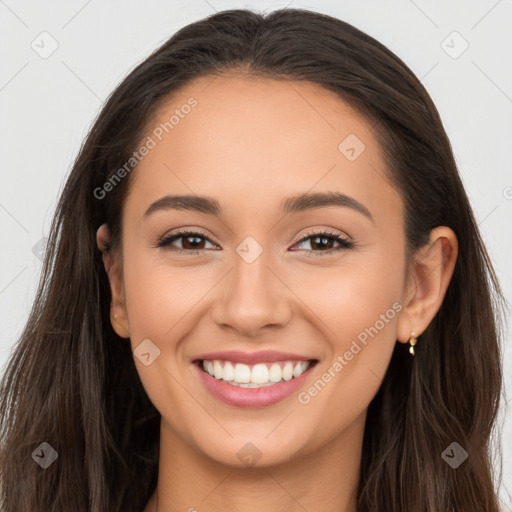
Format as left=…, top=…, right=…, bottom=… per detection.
left=125, top=74, right=401, bottom=225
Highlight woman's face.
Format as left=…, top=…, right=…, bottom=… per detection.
left=110, top=74, right=412, bottom=466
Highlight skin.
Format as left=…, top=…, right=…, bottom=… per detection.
left=96, top=74, right=458, bottom=512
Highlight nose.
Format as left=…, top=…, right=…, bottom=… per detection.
left=210, top=250, right=292, bottom=337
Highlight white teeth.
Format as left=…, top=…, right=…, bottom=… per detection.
left=294, top=361, right=309, bottom=377
left=268, top=363, right=282, bottom=382
left=233, top=363, right=251, bottom=383
left=213, top=360, right=223, bottom=379
left=201, top=359, right=313, bottom=387
left=282, top=362, right=293, bottom=381
left=251, top=363, right=269, bottom=384
left=223, top=361, right=234, bottom=381
left=227, top=380, right=282, bottom=388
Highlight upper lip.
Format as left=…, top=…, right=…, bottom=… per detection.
left=192, top=350, right=318, bottom=365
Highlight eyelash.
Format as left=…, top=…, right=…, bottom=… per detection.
left=155, top=228, right=355, bottom=257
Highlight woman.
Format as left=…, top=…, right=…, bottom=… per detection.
left=0, top=7, right=505, bottom=512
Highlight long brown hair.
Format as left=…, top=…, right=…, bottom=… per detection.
left=0, top=8, right=506, bottom=511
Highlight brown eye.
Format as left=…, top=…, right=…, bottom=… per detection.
left=292, top=231, right=354, bottom=256
left=157, top=230, right=218, bottom=254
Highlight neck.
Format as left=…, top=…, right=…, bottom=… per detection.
left=143, top=413, right=365, bottom=512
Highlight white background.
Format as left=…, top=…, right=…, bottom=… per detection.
left=1, top=0, right=511, bottom=508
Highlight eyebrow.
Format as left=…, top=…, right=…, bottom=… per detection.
left=143, top=191, right=373, bottom=222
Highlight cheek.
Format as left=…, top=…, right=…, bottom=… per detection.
left=122, top=249, right=208, bottom=341
left=120, top=250, right=208, bottom=420
left=291, top=252, right=404, bottom=345
left=290, top=250, right=404, bottom=409
left=290, top=264, right=403, bottom=439
left=122, top=238, right=405, bottom=350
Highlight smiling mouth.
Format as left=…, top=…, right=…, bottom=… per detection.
left=194, top=358, right=319, bottom=388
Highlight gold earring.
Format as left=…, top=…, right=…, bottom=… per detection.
left=110, top=311, right=130, bottom=338
left=409, top=331, right=418, bottom=355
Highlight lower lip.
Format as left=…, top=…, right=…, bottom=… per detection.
left=194, top=361, right=318, bottom=408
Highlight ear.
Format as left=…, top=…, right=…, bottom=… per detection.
left=96, top=223, right=130, bottom=338
left=397, top=226, right=458, bottom=344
